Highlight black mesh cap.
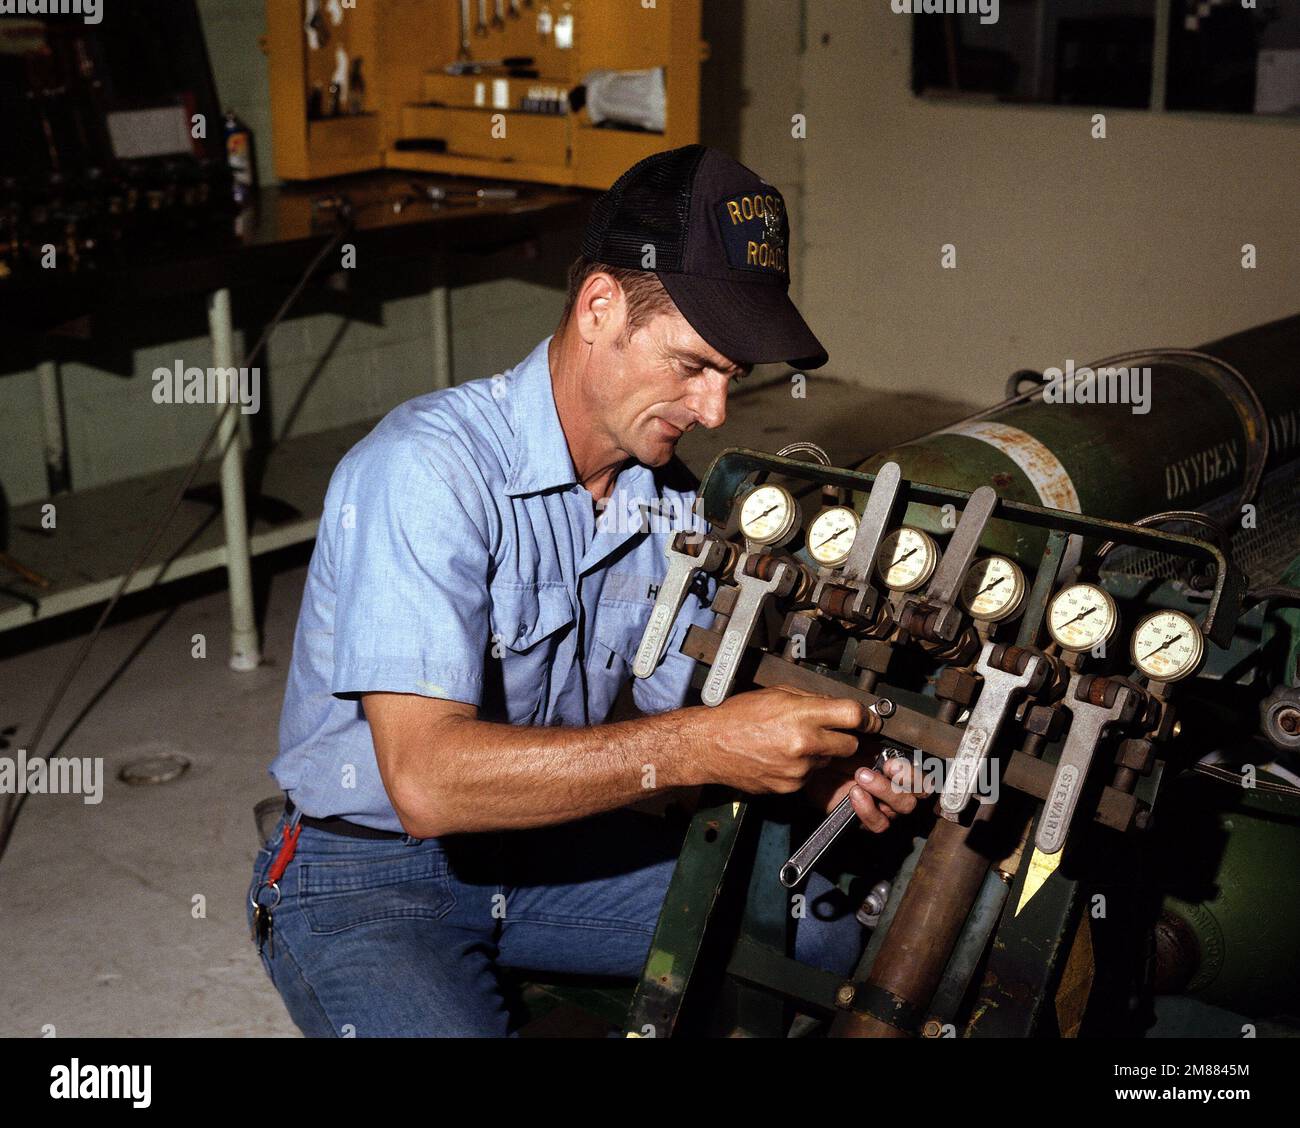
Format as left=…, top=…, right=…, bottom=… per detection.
left=581, top=145, right=828, bottom=370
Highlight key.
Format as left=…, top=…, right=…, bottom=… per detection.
left=254, top=903, right=274, bottom=956
left=250, top=903, right=264, bottom=945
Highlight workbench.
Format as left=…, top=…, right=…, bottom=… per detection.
left=0, top=172, right=593, bottom=665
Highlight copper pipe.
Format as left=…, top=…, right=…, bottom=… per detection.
left=831, top=803, right=997, bottom=1038
left=0, top=550, right=52, bottom=589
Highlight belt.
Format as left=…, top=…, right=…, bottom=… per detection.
left=283, top=798, right=407, bottom=841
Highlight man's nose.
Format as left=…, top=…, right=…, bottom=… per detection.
left=690, top=373, right=729, bottom=430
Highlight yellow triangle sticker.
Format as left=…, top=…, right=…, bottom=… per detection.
left=1015, top=847, right=1061, bottom=916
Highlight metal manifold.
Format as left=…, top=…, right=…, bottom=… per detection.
left=620, top=444, right=1300, bottom=1039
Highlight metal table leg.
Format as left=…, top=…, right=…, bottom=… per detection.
left=37, top=359, right=70, bottom=495
left=431, top=278, right=452, bottom=389
left=208, top=288, right=260, bottom=672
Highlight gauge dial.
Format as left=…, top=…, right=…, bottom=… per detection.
left=876, top=527, right=939, bottom=592
left=807, top=506, right=859, bottom=567
left=738, top=484, right=798, bottom=546
left=1047, top=582, right=1119, bottom=652
left=1131, top=610, right=1203, bottom=683
left=960, top=555, right=1027, bottom=622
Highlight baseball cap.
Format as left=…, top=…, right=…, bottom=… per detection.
left=581, top=145, right=828, bottom=371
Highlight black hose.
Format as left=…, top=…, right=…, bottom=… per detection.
left=1245, top=585, right=1300, bottom=607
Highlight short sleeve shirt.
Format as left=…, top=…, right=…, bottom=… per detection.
left=270, top=337, right=715, bottom=831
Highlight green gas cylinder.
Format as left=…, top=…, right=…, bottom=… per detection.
left=857, top=316, right=1300, bottom=568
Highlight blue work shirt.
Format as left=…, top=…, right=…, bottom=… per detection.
left=271, top=337, right=716, bottom=831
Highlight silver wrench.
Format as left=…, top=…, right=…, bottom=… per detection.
left=476, top=0, right=489, bottom=36
left=1035, top=676, right=1142, bottom=854
left=812, top=461, right=901, bottom=627
left=842, top=462, right=901, bottom=586
left=940, top=641, right=1050, bottom=819
left=633, top=534, right=729, bottom=680
left=701, top=554, right=799, bottom=707
left=780, top=710, right=900, bottom=888
left=909, top=485, right=997, bottom=642
left=493, top=0, right=507, bottom=30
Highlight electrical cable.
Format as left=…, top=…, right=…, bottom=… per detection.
left=0, top=223, right=349, bottom=865
left=1189, top=761, right=1300, bottom=798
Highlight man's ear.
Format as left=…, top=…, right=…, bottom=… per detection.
left=575, top=272, right=626, bottom=344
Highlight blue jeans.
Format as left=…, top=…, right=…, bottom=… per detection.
left=247, top=807, right=864, bottom=1037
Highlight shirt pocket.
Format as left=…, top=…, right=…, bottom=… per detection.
left=298, top=847, right=456, bottom=935
left=591, top=574, right=657, bottom=662
left=587, top=581, right=657, bottom=721
left=490, top=581, right=576, bottom=724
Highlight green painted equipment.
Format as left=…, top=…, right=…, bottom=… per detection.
left=1154, top=773, right=1300, bottom=1018
left=624, top=314, right=1300, bottom=1038
left=858, top=316, right=1300, bottom=569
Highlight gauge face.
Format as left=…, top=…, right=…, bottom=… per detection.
left=1047, top=582, right=1119, bottom=652
left=738, top=484, right=798, bottom=546
left=1131, top=610, right=1203, bottom=683
left=876, top=527, right=939, bottom=592
left=960, top=556, right=1027, bottom=622
left=807, top=506, right=859, bottom=567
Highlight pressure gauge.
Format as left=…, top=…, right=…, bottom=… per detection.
left=1047, top=582, right=1119, bottom=653
left=738, top=484, right=798, bottom=546
left=1131, top=610, right=1203, bottom=683
left=960, top=555, right=1027, bottom=622
left=807, top=506, right=859, bottom=567
left=876, top=527, right=939, bottom=592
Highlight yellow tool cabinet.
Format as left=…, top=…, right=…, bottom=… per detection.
left=267, top=0, right=704, bottom=187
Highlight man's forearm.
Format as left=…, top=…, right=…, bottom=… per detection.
left=385, top=708, right=707, bottom=836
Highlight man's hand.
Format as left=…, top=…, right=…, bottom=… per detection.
left=692, top=684, right=865, bottom=795
left=804, top=747, right=930, bottom=833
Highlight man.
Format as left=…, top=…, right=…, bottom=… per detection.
left=249, top=146, right=922, bottom=1037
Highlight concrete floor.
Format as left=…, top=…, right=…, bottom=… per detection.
left=0, top=369, right=975, bottom=1037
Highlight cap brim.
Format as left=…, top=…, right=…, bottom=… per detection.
left=657, top=273, right=829, bottom=371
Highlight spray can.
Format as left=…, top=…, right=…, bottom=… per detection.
left=223, top=110, right=255, bottom=208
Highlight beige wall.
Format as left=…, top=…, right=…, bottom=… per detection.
left=799, top=0, right=1300, bottom=404
left=699, top=0, right=808, bottom=304
left=6, top=2, right=1296, bottom=509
